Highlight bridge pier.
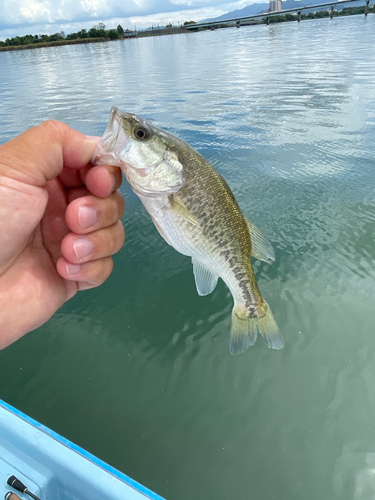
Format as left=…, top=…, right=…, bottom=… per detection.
left=365, top=0, right=369, bottom=15
left=297, top=11, right=301, bottom=21
left=266, top=16, right=269, bottom=25
left=330, top=5, right=334, bottom=18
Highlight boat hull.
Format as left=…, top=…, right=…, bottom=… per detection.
left=0, top=400, right=165, bottom=500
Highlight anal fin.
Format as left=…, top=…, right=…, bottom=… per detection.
left=192, top=258, right=218, bottom=296
left=245, top=217, right=275, bottom=263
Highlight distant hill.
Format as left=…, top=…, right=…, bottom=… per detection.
left=201, top=0, right=339, bottom=22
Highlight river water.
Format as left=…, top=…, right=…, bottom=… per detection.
left=1, top=14, right=375, bottom=500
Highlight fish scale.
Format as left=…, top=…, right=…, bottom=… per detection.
left=93, top=107, right=284, bottom=354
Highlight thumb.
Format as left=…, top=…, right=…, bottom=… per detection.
left=0, top=121, right=98, bottom=275
left=0, top=120, right=98, bottom=187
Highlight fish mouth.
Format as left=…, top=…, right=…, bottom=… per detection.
left=92, top=106, right=130, bottom=169
left=92, top=107, right=172, bottom=183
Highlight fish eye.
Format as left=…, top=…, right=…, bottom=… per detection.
left=134, top=126, right=150, bottom=141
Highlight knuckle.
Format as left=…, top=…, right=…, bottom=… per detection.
left=41, top=119, right=68, bottom=137
left=115, top=191, right=125, bottom=218
left=84, top=257, right=113, bottom=284
left=107, top=224, right=121, bottom=253
left=113, top=221, right=125, bottom=251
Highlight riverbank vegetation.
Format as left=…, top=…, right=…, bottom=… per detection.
left=0, top=22, right=193, bottom=51
left=0, top=23, right=119, bottom=51
left=0, top=37, right=111, bottom=51
left=0, top=7, right=373, bottom=52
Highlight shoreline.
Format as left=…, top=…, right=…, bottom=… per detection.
left=0, top=27, right=191, bottom=52
left=0, top=37, right=110, bottom=52
left=0, top=9, right=373, bottom=52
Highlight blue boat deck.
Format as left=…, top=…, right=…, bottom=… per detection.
left=0, top=400, right=165, bottom=500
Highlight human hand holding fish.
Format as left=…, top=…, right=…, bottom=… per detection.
left=0, top=110, right=284, bottom=354
left=0, top=120, right=125, bottom=349
left=93, top=107, right=284, bottom=354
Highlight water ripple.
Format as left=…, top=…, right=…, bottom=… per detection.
left=1, top=15, right=375, bottom=500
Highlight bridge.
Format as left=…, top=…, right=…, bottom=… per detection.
left=186, top=0, right=372, bottom=29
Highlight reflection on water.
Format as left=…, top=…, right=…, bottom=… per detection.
left=1, top=14, right=375, bottom=500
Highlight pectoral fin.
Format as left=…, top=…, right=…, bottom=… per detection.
left=192, top=258, right=218, bottom=296
left=167, top=195, right=199, bottom=227
left=245, top=218, right=275, bottom=263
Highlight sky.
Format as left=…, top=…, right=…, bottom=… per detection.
left=0, top=0, right=265, bottom=40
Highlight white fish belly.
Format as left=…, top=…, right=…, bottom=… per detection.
left=139, top=194, right=205, bottom=256
left=138, top=194, right=250, bottom=306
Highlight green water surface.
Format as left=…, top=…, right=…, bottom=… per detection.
left=1, top=14, right=375, bottom=500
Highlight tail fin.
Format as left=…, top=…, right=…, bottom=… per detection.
left=229, top=301, right=284, bottom=355
left=229, top=309, right=258, bottom=355
left=257, top=300, right=284, bottom=350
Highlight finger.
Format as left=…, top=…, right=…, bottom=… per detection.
left=57, top=255, right=114, bottom=288
left=66, top=187, right=89, bottom=204
left=60, top=164, right=122, bottom=197
left=61, top=221, right=125, bottom=264
left=81, top=164, right=123, bottom=198
left=65, top=191, right=125, bottom=234
left=58, top=168, right=82, bottom=188
left=0, top=120, right=98, bottom=186
left=42, top=179, right=71, bottom=265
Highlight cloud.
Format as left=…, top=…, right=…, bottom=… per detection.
left=0, top=0, right=258, bottom=39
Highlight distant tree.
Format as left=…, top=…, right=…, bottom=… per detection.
left=117, top=24, right=124, bottom=35
left=108, top=29, right=119, bottom=40
left=20, top=34, right=33, bottom=45
left=314, top=10, right=329, bottom=17
left=183, top=21, right=196, bottom=25
left=89, top=26, right=106, bottom=38
left=166, top=23, right=172, bottom=28
left=97, top=22, right=106, bottom=30
left=77, top=29, right=88, bottom=38
left=49, top=33, right=62, bottom=41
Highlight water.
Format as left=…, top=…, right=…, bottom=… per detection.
left=1, top=15, right=375, bottom=500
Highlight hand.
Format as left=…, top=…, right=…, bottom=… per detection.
left=0, top=120, right=125, bottom=349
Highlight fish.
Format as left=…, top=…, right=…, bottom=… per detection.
left=93, top=107, right=284, bottom=354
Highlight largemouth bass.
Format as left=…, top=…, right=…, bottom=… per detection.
left=93, top=107, right=284, bottom=354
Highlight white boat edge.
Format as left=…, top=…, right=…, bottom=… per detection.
left=0, top=399, right=167, bottom=500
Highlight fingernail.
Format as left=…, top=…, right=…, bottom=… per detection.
left=73, top=238, right=94, bottom=261
left=66, top=263, right=81, bottom=275
left=78, top=206, right=97, bottom=229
